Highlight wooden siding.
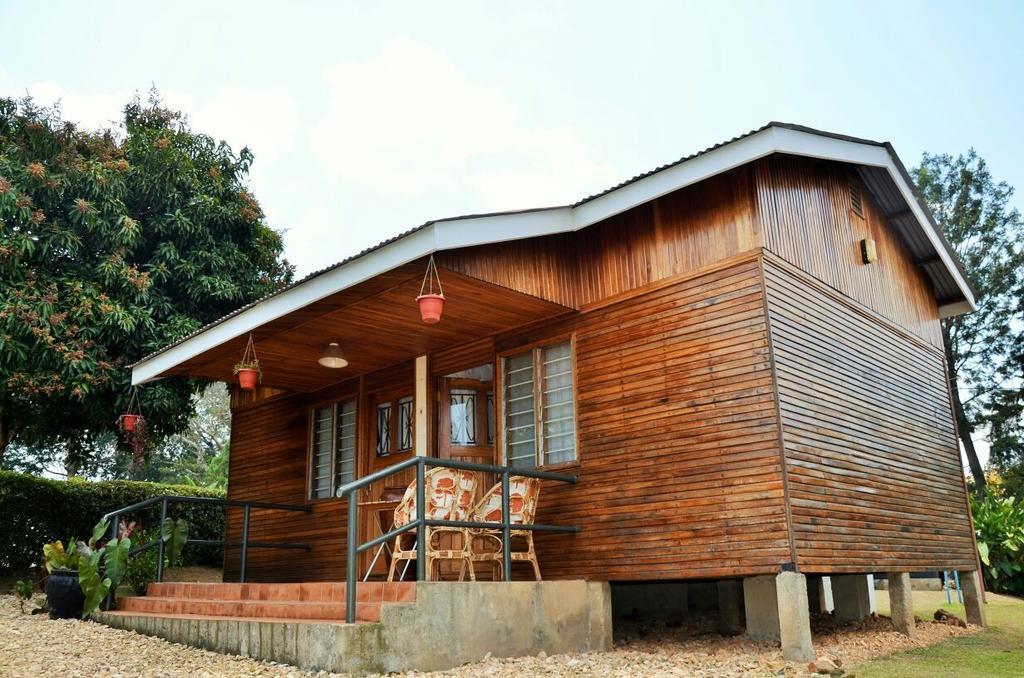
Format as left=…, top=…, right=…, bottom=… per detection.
left=497, top=256, right=792, bottom=580
left=438, top=167, right=760, bottom=309
left=224, top=393, right=353, bottom=582
left=762, top=254, right=976, bottom=573
left=755, top=155, right=943, bottom=349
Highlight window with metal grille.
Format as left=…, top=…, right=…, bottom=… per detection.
left=309, top=398, right=357, bottom=499
left=398, top=396, right=414, bottom=452
left=502, top=339, right=576, bottom=469
left=376, top=402, right=392, bottom=457
left=449, top=389, right=478, bottom=445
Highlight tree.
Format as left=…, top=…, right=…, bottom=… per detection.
left=913, top=150, right=1024, bottom=497
left=0, top=92, right=293, bottom=473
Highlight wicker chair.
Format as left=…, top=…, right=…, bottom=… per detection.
left=466, top=476, right=543, bottom=581
left=386, top=467, right=478, bottom=582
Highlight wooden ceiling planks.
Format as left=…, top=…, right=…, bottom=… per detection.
left=161, top=267, right=570, bottom=391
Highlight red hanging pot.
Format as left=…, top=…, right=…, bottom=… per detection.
left=416, top=255, right=446, bottom=324
left=416, top=293, right=445, bottom=324
left=119, top=413, right=141, bottom=432
left=237, top=368, right=259, bottom=391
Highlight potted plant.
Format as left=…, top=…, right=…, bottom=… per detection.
left=118, top=390, right=144, bottom=431
left=416, top=254, right=445, bottom=324
left=233, top=334, right=261, bottom=390
left=41, top=520, right=132, bottom=619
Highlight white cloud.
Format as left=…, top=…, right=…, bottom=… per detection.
left=309, top=39, right=617, bottom=209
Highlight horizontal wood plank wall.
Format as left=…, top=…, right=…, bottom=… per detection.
left=497, top=257, right=792, bottom=580
left=755, top=155, right=943, bottom=349
left=224, top=393, right=351, bottom=582
left=437, top=168, right=760, bottom=310
left=762, top=255, right=976, bottom=573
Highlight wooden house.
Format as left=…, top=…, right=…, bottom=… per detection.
left=126, top=123, right=984, bottom=664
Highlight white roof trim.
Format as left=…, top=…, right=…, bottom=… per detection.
left=132, top=126, right=975, bottom=385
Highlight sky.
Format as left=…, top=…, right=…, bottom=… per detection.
left=2, top=0, right=1022, bottom=464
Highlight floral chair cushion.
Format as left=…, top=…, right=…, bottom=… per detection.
left=393, top=467, right=479, bottom=528
left=471, top=476, right=541, bottom=526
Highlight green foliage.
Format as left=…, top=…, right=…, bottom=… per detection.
left=161, top=516, right=189, bottom=566
left=0, top=92, right=294, bottom=473
left=913, top=150, right=1024, bottom=496
left=0, top=469, right=224, bottom=575
left=13, top=579, right=32, bottom=612
left=42, top=539, right=78, bottom=572
left=971, top=494, right=1024, bottom=594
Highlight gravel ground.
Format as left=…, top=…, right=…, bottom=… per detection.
left=0, top=594, right=979, bottom=677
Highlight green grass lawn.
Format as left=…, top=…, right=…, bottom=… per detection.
left=857, top=589, right=1024, bottom=677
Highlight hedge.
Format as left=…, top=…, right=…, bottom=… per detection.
left=0, top=470, right=226, bottom=575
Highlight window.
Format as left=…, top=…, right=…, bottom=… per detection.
left=309, top=399, right=358, bottom=499
left=502, top=340, right=577, bottom=469
left=375, top=393, right=414, bottom=457
left=449, top=389, right=477, bottom=445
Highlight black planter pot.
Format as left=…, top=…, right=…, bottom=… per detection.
left=45, top=569, right=84, bottom=619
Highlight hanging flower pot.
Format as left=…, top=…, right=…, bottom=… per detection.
left=416, top=293, right=445, bottom=324
left=416, top=255, right=446, bottom=324
left=233, top=334, right=262, bottom=391
left=117, top=390, right=149, bottom=469
left=119, top=413, right=142, bottom=432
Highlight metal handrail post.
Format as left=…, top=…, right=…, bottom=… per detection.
left=156, top=497, right=167, bottom=583
left=346, top=492, right=358, bottom=623
left=501, top=471, right=512, bottom=581
left=415, top=459, right=426, bottom=581
left=239, top=503, right=251, bottom=583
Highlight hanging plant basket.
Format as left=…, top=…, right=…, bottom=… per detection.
left=233, top=334, right=262, bottom=391
left=416, top=255, right=445, bottom=324
left=117, top=390, right=149, bottom=469
left=118, top=390, right=145, bottom=434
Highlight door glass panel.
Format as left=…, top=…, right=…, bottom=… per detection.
left=449, top=389, right=477, bottom=445
left=486, top=391, right=495, bottom=446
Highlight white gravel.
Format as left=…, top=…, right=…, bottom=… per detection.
left=0, top=594, right=977, bottom=677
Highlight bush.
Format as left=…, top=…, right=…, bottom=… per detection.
left=972, top=493, right=1024, bottom=595
left=0, top=470, right=225, bottom=575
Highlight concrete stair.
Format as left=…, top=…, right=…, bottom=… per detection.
left=109, top=581, right=416, bottom=623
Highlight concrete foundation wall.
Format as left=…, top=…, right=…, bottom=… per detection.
left=97, top=581, right=612, bottom=675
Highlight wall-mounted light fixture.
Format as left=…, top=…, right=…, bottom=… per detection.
left=318, top=342, right=348, bottom=368
left=860, top=238, right=877, bottom=264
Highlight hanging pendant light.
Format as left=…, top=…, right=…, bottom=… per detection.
left=318, top=342, right=349, bottom=368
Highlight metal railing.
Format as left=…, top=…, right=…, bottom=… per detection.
left=101, top=495, right=312, bottom=588
left=336, top=456, right=579, bottom=623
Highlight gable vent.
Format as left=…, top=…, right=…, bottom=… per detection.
left=849, top=181, right=864, bottom=218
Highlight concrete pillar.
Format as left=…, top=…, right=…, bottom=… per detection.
left=717, top=580, right=743, bottom=634
left=958, top=570, right=987, bottom=627
left=832, top=574, right=871, bottom=622
left=743, top=572, right=814, bottom=662
left=886, top=572, right=916, bottom=638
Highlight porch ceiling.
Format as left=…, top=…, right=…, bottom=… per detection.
left=153, top=265, right=571, bottom=392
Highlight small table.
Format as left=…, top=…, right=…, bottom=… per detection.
left=358, top=499, right=400, bottom=580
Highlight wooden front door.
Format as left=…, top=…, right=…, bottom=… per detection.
left=437, top=376, right=495, bottom=467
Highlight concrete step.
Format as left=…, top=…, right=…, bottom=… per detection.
left=118, top=582, right=416, bottom=623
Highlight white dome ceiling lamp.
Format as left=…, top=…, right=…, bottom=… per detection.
left=318, top=342, right=349, bottom=369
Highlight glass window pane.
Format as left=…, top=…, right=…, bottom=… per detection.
left=450, top=389, right=477, bottom=445
left=542, top=342, right=576, bottom=465
left=335, top=400, right=357, bottom=488
left=486, top=391, right=494, bottom=446
left=397, top=396, right=414, bottom=451
left=504, top=351, right=535, bottom=469
left=376, top=402, right=392, bottom=457
left=311, top=405, right=333, bottom=499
